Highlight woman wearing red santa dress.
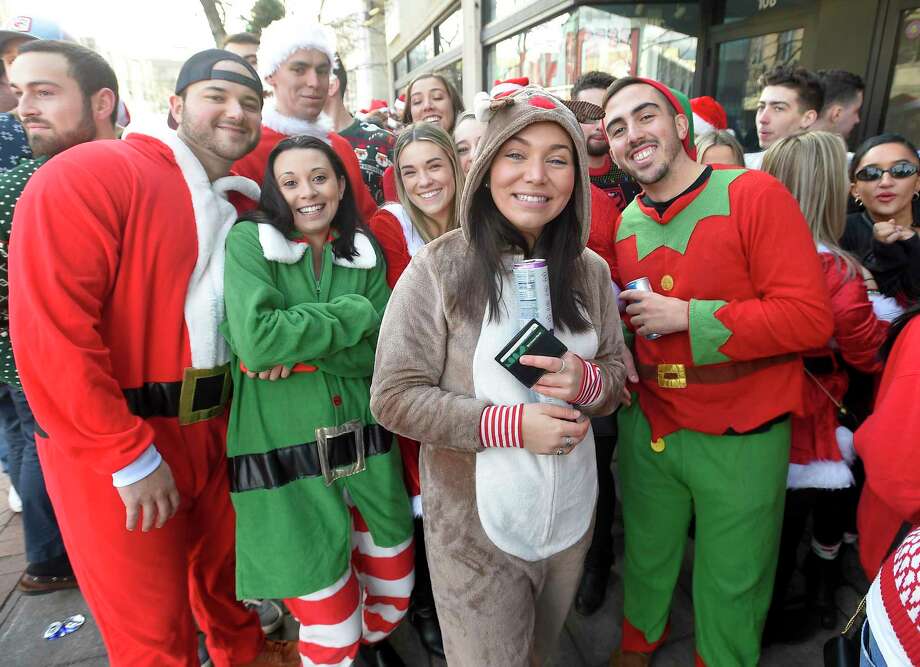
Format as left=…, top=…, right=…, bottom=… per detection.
left=762, top=131, right=890, bottom=639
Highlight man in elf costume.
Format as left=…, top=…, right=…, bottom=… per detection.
left=9, top=49, right=298, bottom=667
left=232, top=17, right=377, bottom=222
left=602, top=76, right=834, bottom=666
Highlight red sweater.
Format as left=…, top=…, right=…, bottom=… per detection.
left=233, top=125, right=378, bottom=223
left=587, top=184, right=619, bottom=281
left=369, top=207, right=411, bottom=289
left=857, top=315, right=920, bottom=578
left=613, top=166, right=834, bottom=439
left=790, top=253, right=888, bottom=467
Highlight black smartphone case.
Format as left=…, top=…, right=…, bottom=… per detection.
left=495, top=319, right=568, bottom=388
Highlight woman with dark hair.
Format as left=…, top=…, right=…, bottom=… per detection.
left=223, top=135, right=413, bottom=667
left=370, top=86, right=625, bottom=666
left=382, top=72, right=465, bottom=201
left=842, top=133, right=920, bottom=305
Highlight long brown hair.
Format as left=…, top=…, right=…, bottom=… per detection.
left=393, top=122, right=464, bottom=242
left=401, top=72, right=464, bottom=131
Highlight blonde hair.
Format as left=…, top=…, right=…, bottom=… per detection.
left=695, top=130, right=744, bottom=166
left=394, top=122, right=465, bottom=242
left=762, top=131, right=856, bottom=276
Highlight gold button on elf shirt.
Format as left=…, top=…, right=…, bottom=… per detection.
left=661, top=275, right=674, bottom=291
left=651, top=438, right=666, bottom=453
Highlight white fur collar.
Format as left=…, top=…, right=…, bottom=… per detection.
left=261, top=102, right=333, bottom=143
left=257, top=223, right=376, bottom=269
left=123, top=123, right=261, bottom=369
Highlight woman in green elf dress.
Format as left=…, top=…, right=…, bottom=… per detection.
left=222, top=135, right=413, bottom=667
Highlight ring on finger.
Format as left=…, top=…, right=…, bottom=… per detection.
left=554, top=447, right=565, bottom=456
left=563, top=435, right=574, bottom=447
left=553, top=357, right=567, bottom=374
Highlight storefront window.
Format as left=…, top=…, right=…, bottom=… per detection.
left=488, top=4, right=699, bottom=98
left=883, top=7, right=920, bottom=140
left=485, top=0, right=530, bottom=25
left=436, top=8, right=463, bottom=53
left=714, top=27, right=805, bottom=150
left=441, top=59, right=463, bottom=94
left=394, top=55, right=408, bottom=82
left=407, top=35, right=435, bottom=72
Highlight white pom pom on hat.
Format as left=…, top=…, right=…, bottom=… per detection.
left=257, top=17, right=337, bottom=80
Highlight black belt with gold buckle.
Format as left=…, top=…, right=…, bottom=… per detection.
left=123, top=364, right=231, bottom=425
left=230, top=421, right=392, bottom=492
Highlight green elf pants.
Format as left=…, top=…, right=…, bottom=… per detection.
left=617, top=399, right=790, bottom=667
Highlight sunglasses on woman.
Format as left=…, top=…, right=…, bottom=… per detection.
left=854, top=162, right=919, bottom=182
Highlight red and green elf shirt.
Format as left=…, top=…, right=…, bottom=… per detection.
left=613, top=166, right=834, bottom=440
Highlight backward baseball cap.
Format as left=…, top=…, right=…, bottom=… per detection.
left=0, top=15, right=75, bottom=51
left=167, top=48, right=263, bottom=129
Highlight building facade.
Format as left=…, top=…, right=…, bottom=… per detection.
left=386, top=0, right=920, bottom=149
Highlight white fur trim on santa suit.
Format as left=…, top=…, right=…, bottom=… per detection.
left=257, top=223, right=377, bottom=270
left=787, top=426, right=857, bottom=490
left=123, top=123, right=260, bottom=369
left=380, top=203, right=425, bottom=257
left=257, top=18, right=336, bottom=80
left=261, top=102, right=333, bottom=143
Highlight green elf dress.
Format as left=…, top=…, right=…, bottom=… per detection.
left=222, top=220, right=412, bottom=600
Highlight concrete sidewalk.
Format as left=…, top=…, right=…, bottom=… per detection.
left=0, top=472, right=866, bottom=666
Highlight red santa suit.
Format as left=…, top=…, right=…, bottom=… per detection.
left=856, top=315, right=920, bottom=579
left=788, top=251, right=888, bottom=489
left=233, top=104, right=377, bottom=222
left=9, top=128, right=264, bottom=667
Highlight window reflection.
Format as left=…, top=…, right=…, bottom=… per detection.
left=715, top=28, right=804, bottom=151
left=437, top=8, right=463, bottom=53
left=408, top=35, right=435, bottom=72
left=884, top=8, right=920, bottom=140
left=488, top=4, right=699, bottom=98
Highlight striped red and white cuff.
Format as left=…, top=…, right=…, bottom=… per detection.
left=479, top=404, right=524, bottom=448
left=573, top=357, right=603, bottom=406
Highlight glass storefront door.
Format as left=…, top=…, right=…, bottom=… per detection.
left=883, top=6, right=920, bottom=140
left=714, top=27, right=805, bottom=151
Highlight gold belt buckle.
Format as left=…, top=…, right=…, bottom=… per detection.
left=178, top=364, right=231, bottom=425
left=315, top=419, right=366, bottom=487
left=657, top=363, right=687, bottom=389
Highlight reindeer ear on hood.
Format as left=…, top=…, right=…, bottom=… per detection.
left=561, top=99, right=604, bottom=123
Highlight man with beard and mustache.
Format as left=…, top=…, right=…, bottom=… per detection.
left=572, top=71, right=640, bottom=212
left=0, top=39, right=117, bottom=598
left=602, top=77, right=834, bottom=667
left=9, top=48, right=299, bottom=667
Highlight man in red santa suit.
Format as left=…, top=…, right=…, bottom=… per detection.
left=232, top=17, right=377, bottom=222
left=9, top=50, right=299, bottom=667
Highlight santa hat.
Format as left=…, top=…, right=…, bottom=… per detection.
left=394, top=94, right=406, bottom=114
left=691, top=96, right=728, bottom=136
left=865, top=525, right=920, bottom=665
left=257, top=18, right=336, bottom=80
left=360, top=99, right=388, bottom=115
left=490, top=77, right=529, bottom=99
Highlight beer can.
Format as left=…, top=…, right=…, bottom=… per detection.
left=513, top=259, right=553, bottom=331
left=625, top=277, right=662, bottom=340
left=513, top=259, right=566, bottom=406
left=44, top=614, right=85, bottom=640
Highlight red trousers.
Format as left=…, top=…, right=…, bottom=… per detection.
left=38, top=416, right=263, bottom=667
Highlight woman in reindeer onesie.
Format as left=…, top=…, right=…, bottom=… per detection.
left=371, top=86, right=626, bottom=666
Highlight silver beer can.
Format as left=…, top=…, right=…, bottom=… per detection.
left=625, top=277, right=662, bottom=340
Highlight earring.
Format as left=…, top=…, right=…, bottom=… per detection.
left=854, top=196, right=863, bottom=208
left=913, top=192, right=919, bottom=201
